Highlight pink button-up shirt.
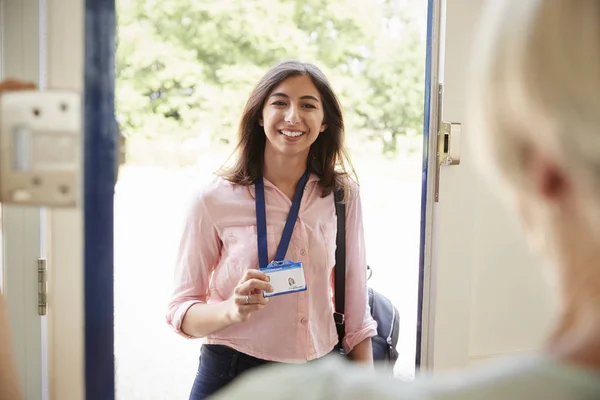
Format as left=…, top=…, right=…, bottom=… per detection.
left=166, top=174, right=377, bottom=362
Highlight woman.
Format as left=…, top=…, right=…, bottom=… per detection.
left=166, top=60, right=376, bottom=399
left=209, top=1, right=600, bottom=399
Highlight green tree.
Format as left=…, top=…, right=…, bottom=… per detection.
left=116, top=0, right=425, bottom=164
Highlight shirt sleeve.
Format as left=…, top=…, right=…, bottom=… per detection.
left=165, top=190, right=222, bottom=337
left=342, top=186, right=378, bottom=353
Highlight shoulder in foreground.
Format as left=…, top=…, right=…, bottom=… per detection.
left=405, top=354, right=600, bottom=400
left=211, top=356, right=423, bottom=400
left=211, top=353, right=599, bottom=400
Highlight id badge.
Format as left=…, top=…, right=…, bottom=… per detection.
left=260, top=260, right=307, bottom=298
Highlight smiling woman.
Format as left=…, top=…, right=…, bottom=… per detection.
left=261, top=77, right=325, bottom=143
left=165, top=60, right=377, bottom=399
left=260, top=74, right=329, bottom=199
left=219, top=61, right=354, bottom=199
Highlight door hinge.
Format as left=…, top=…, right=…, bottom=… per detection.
left=434, top=84, right=462, bottom=202
left=38, top=258, right=47, bottom=316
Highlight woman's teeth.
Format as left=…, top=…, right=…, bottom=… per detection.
left=280, top=130, right=305, bottom=137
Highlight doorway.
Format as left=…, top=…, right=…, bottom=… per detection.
left=114, top=0, right=428, bottom=397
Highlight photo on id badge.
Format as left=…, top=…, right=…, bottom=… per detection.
left=261, top=261, right=307, bottom=297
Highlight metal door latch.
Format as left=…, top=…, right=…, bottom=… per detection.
left=434, top=84, right=462, bottom=202
left=437, top=121, right=461, bottom=166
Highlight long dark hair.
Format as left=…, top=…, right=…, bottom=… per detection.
left=218, top=60, right=357, bottom=198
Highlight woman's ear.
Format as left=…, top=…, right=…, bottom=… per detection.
left=259, top=118, right=264, bottom=127
left=320, top=123, right=327, bottom=132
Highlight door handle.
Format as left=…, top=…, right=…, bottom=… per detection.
left=437, top=121, right=461, bottom=166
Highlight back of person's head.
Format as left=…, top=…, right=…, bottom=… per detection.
left=468, top=0, right=600, bottom=232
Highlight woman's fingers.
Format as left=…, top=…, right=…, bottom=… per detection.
left=229, top=270, right=273, bottom=322
left=234, top=293, right=268, bottom=306
left=235, top=278, right=273, bottom=295
left=239, top=269, right=270, bottom=284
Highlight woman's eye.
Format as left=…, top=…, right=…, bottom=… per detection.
left=302, top=104, right=317, bottom=109
left=272, top=101, right=286, bottom=106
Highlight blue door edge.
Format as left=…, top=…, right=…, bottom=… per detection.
left=415, top=0, right=436, bottom=370
left=84, top=0, right=116, bottom=398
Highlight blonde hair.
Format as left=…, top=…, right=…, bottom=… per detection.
left=468, top=0, right=600, bottom=201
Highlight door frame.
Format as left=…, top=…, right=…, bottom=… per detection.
left=81, top=0, right=443, bottom=396
left=43, top=0, right=86, bottom=398
left=83, top=0, right=117, bottom=398
left=416, top=0, right=443, bottom=371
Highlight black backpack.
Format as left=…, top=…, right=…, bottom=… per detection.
left=333, top=189, right=400, bottom=374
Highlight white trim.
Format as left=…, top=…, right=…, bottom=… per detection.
left=38, top=1, right=49, bottom=397
left=45, top=0, right=84, bottom=398
left=427, top=0, right=478, bottom=371
left=419, top=0, right=444, bottom=372
left=0, top=0, right=4, bottom=81
left=38, top=0, right=47, bottom=91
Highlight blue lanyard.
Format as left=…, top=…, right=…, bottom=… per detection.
left=255, top=171, right=309, bottom=269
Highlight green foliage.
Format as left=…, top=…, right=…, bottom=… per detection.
left=116, top=0, right=426, bottom=163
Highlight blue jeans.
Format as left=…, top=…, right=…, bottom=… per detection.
left=189, top=344, right=337, bottom=399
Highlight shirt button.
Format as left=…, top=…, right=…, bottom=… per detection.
left=300, top=249, right=306, bottom=256
left=300, top=318, right=307, bottom=325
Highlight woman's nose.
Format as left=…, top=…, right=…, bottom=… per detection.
left=284, top=106, right=301, bottom=124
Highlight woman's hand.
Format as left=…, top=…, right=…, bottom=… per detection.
left=227, top=269, right=273, bottom=323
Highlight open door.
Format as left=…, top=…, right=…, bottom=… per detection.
left=419, top=0, right=555, bottom=371
left=0, top=0, right=86, bottom=399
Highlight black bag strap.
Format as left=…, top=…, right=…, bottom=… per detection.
left=333, top=188, right=346, bottom=350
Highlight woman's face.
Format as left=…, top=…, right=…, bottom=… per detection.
left=260, top=74, right=327, bottom=159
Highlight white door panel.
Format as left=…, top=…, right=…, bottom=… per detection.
left=0, top=1, right=84, bottom=399
left=0, top=1, right=45, bottom=398
left=45, top=0, right=85, bottom=398
left=425, top=0, right=554, bottom=371
left=2, top=208, right=43, bottom=399
left=468, top=188, right=554, bottom=358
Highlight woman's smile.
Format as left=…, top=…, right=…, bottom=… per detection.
left=279, top=129, right=305, bottom=138
left=279, top=129, right=306, bottom=143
